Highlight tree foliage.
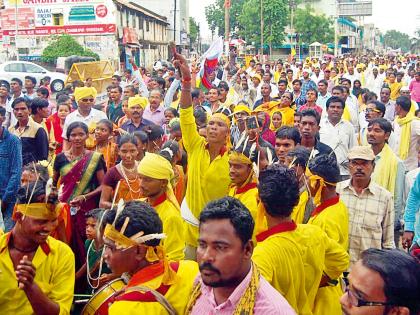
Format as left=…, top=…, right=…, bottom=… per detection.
left=205, top=0, right=246, bottom=36
left=189, top=17, right=200, bottom=43
left=41, top=34, right=99, bottom=64
left=294, top=6, right=334, bottom=44
left=238, top=0, right=289, bottom=47
left=383, top=30, right=412, bottom=52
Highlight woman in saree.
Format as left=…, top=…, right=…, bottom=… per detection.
left=99, top=134, right=143, bottom=209
left=52, top=121, right=106, bottom=267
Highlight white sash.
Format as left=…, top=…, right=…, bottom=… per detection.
left=180, top=198, right=199, bottom=227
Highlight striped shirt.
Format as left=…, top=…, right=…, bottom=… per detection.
left=190, top=265, right=296, bottom=315
left=337, top=180, right=395, bottom=266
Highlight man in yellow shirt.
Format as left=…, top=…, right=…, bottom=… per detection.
left=253, top=164, right=349, bottom=314
left=227, top=144, right=258, bottom=225
left=0, top=181, right=75, bottom=314
left=307, top=154, right=349, bottom=314
left=176, top=50, right=231, bottom=259
left=138, top=152, right=185, bottom=261
left=103, top=201, right=198, bottom=315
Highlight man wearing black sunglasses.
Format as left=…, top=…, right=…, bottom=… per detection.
left=340, top=248, right=420, bottom=315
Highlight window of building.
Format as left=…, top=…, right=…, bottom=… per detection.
left=120, top=9, right=124, bottom=26
left=146, top=20, right=149, bottom=32
left=126, top=10, right=130, bottom=27
left=133, top=14, right=136, bottom=28
left=52, top=13, right=63, bottom=26
left=138, top=15, right=143, bottom=30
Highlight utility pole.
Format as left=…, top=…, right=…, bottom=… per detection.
left=224, top=0, right=230, bottom=54
left=173, top=0, right=177, bottom=48
left=15, top=0, right=19, bottom=61
left=260, top=0, right=264, bottom=58
left=334, top=0, right=338, bottom=56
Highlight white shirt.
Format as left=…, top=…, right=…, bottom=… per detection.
left=62, top=108, right=107, bottom=139
left=384, top=100, right=396, bottom=123
left=6, top=92, right=25, bottom=127
left=316, top=92, right=331, bottom=110
left=319, top=119, right=357, bottom=175
left=310, top=73, right=324, bottom=84
left=391, top=118, right=420, bottom=172
left=342, top=73, right=358, bottom=86
left=345, top=96, right=360, bottom=133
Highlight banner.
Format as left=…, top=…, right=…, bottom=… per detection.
left=2, top=23, right=116, bottom=35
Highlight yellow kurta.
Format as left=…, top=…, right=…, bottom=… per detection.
left=153, top=197, right=186, bottom=261
left=253, top=222, right=312, bottom=315
left=389, top=82, right=402, bottom=100
left=0, top=234, right=75, bottom=315
left=295, top=224, right=349, bottom=313
left=109, top=260, right=199, bottom=315
left=180, top=106, right=231, bottom=247
left=307, top=196, right=349, bottom=315
left=228, top=183, right=259, bottom=242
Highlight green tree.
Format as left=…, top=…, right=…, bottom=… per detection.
left=41, top=34, right=99, bottom=64
left=383, top=30, right=411, bottom=52
left=205, top=0, right=246, bottom=36
left=238, top=0, right=289, bottom=47
left=294, top=6, right=334, bottom=44
left=189, top=17, right=200, bottom=42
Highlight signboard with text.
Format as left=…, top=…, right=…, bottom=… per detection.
left=2, top=23, right=116, bottom=35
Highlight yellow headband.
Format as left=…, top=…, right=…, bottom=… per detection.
left=210, top=112, right=231, bottom=127
left=128, top=95, right=148, bottom=109
left=103, top=223, right=176, bottom=285
left=306, top=168, right=336, bottom=206
left=229, top=151, right=252, bottom=165
left=74, top=87, right=97, bottom=102
left=103, top=223, right=166, bottom=250
left=15, top=203, right=58, bottom=220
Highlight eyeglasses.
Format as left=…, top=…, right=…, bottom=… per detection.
left=344, top=286, right=391, bottom=307
left=81, top=98, right=95, bottom=102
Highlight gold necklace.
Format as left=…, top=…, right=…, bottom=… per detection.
left=119, top=162, right=141, bottom=195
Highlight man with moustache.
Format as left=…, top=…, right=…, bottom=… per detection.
left=121, top=95, right=153, bottom=134
left=143, top=89, right=166, bottom=126
left=0, top=180, right=75, bottom=314
left=185, top=197, right=296, bottom=314
left=336, top=146, right=395, bottom=266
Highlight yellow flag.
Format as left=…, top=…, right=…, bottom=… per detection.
left=291, top=47, right=296, bottom=57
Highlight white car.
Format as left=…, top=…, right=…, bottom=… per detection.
left=0, top=61, right=67, bottom=92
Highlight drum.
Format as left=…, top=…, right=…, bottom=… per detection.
left=81, top=278, right=125, bottom=315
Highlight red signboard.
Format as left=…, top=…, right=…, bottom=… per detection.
left=2, top=23, right=116, bottom=35
left=1, top=8, right=35, bottom=29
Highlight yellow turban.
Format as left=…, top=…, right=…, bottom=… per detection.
left=128, top=95, right=148, bottom=109
left=233, top=104, right=252, bottom=115
left=74, top=87, right=97, bottom=102
left=15, top=203, right=59, bottom=220
left=137, top=153, right=179, bottom=211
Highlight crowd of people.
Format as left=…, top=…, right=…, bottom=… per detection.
left=0, top=50, right=420, bottom=315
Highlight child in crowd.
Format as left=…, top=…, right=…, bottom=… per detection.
left=94, top=119, right=118, bottom=169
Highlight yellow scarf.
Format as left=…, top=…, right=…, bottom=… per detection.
left=396, top=114, right=416, bottom=160
left=185, top=262, right=260, bottom=315
left=372, top=144, right=398, bottom=196
left=342, top=104, right=351, bottom=122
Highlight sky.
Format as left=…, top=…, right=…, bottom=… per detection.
left=190, top=0, right=420, bottom=42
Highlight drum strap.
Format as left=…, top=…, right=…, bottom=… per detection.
left=113, top=262, right=180, bottom=315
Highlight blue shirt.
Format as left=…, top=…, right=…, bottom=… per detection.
left=0, top=127, right=22, bottom=203
left=301, top=79, right=317, bottom=99
left=404, top=172, right=420, bottom=245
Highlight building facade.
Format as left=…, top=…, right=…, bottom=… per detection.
left=0, top=0, right=169, bottom=69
